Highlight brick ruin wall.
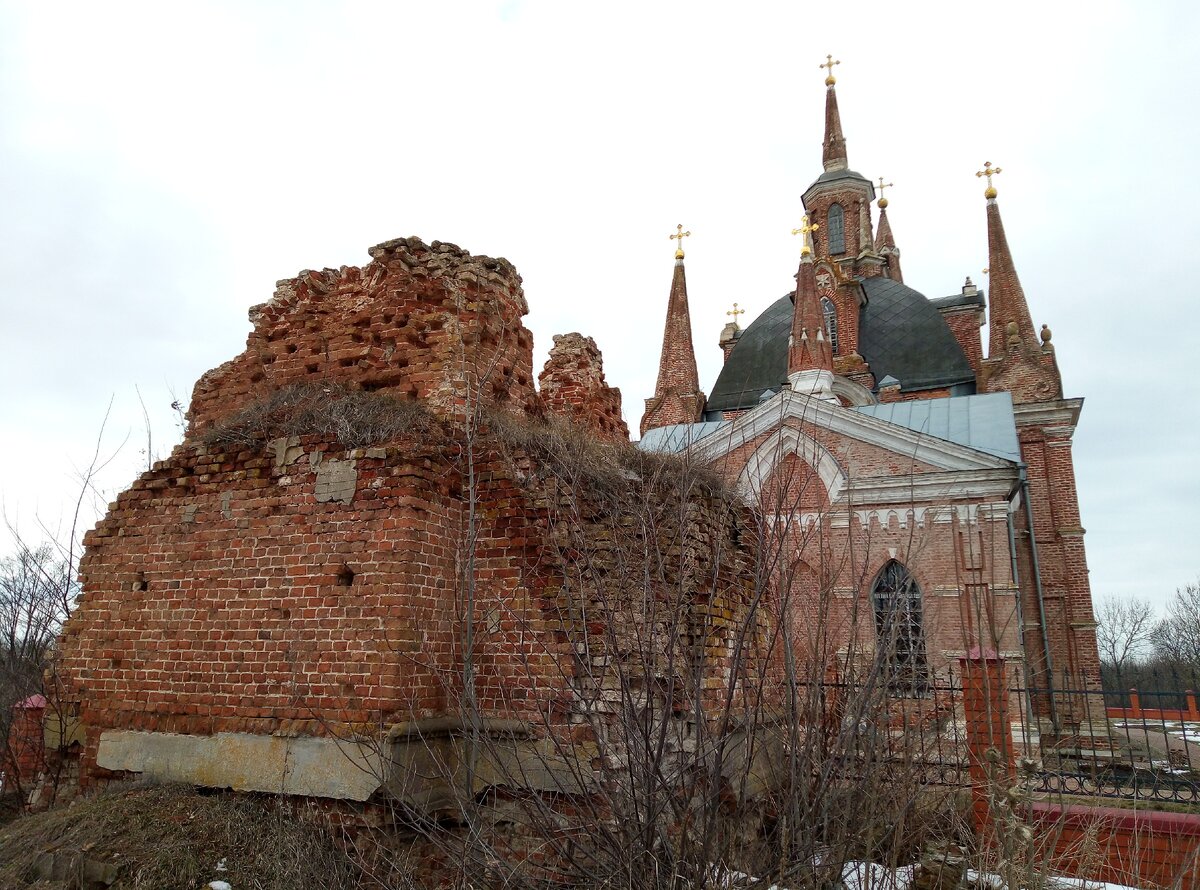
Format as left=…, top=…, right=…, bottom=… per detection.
left=44, top=237, right=773, bottom=841
left=538, top=333, right=628, bottom=442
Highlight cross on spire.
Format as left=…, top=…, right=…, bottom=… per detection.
left=726, top=302, right=745, bottom=325
left=791, top=215, right=820, bottom=256
left=976, top=161, right=1002, bottom=198
left=670, top=223, right=691, bottom=258
left=820, top=54, right=841, bottom=85
left=876, top=177, right=894, bottom=209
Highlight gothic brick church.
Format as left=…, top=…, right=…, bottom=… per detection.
left=638, top=59, right=1100, bottom=695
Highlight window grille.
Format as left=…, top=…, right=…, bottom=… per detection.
left=821, top=297, right=839, bottom=355
left=872, top=560, right=929, bottom=692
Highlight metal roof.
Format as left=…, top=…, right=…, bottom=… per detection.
left=853, top=392, right=1021, bottom=463
left=705, top=276, right=977, bottom=416
left=705, top=293, right=794, bottom=415
left=640, top=392, right=1020, bottom=464
left=857, top=276, right=976, bottom=393
left=637, top=421, right=731, bottom=454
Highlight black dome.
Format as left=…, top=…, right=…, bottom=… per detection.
left=705, top=276, right=975, bottom=416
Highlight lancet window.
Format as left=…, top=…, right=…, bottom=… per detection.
left=827, top=204, right=845, bottom=254
left=871, top=560, right=928, bottom=691
left=821, top=297, right=839, bottom=355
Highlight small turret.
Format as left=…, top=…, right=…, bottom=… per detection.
left=787, top=216, right=836, bottom=401
left=873, top=179, right=902, bottom=283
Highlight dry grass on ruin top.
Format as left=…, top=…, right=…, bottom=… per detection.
left=197, top=382, right=734, bottom=503
left=199, top=382, right=433, bottom=450
left=0, top=783, right=362, bottom=889
left=485, top=410, right=735, bottom=503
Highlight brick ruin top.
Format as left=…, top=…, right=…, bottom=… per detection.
left=186, top=235, right=628, bottom=443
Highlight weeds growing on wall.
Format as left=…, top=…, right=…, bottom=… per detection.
left=200, top=382, right=434, bottom=450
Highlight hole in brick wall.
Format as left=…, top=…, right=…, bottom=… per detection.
left=383, top=313, right=394, bottom=324
left=336, top=565, right=355, bottom=587
left=132, top=572, right=148, bottom=592
left=263, top=354, right=276, bottom=364
left=396, top=357, right=409, bottom=369
left=286, top=344, right=298, bottom=354
left=250, top=372, right=264, bottom=383
left=306, top=363, right=319, bottom=374
left=111, top=657, right=123, bottom=668
left=351, top=332, right=364, bottom=343
left=339, top=358, right=355, bottom=367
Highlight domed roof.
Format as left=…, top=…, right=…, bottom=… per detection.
left=705, top=276, right=975, bottom=416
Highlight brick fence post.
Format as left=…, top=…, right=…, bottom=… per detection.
left=959, top=649, right=1014, bottom=838
left=1128, top=688, right=1140, bottom=718
left=1187, top=690, right=1198, bottom=722
left=4, top=694, right=47, bottom=793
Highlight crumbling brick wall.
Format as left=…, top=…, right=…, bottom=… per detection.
left=538, top=333, right=628, bottom=442
left=188, top=237, right=538, bottom=433
left=47, top=237, right=771, bottom=868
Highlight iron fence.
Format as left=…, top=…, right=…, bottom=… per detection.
left=803, top=671, right=1200, bottom=806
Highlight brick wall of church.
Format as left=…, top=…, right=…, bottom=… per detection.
left=711, top=420, right=1023, bottom=680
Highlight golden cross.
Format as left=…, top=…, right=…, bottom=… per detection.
left=727, top=302, right=745, bottom=324
left=669, top=223, right=691, bottom=257
left=820, top=54, right=841, bottom=85
left=976, top=161, right=1002, bottom=196
left=876, top=177, right=894, bottom=208
left=791, top=215, right=819, bottom=255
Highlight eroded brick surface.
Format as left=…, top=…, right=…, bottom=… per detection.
left=538, top=332, right=628, bottom=442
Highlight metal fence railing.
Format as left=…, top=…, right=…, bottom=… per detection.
left=803, top=671, right=1200, bottom=806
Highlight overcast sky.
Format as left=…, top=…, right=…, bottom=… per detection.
left=1, top=1, right=1197, bottom=611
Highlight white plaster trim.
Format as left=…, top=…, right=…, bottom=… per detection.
left=1012, top=398, right=1082, bottom=429
left=691, top=389, right=1015, bottom=474
left=840, top=469, right=1018, bottom=505
left=831, top=375, right=878, bottom=407
left=737, top=426, right=847, bottom=502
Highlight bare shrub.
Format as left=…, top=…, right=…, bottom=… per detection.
left=200, top=382, right=433, bottom=450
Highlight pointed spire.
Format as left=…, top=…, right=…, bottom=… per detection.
left=873, top=179, right=902, bottom=282
left=640, top=227, right=705, bottom=435
left=820, top=55, right=848, bottom=172
left=979, top=164, right=1037, bottom=356
left=787, top=217, right=835, bottom=398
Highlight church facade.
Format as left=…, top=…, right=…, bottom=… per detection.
left=639, top=61, right=1100, bottom=701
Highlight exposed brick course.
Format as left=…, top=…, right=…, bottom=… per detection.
left=538, top=332, right=628, bottom=442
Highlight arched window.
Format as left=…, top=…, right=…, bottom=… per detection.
left=827, top=204, right=845, bottom=255
left=821, top=297, right=839, bottom=355
left=871, top=561, right=928, bottom=691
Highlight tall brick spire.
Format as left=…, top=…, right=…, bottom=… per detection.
left=787, top=217, right=836, bottom=401
left=821, top=55, right=848, bottom=172
left=977, top=163, right=1062, bottom=404
left=640, top=228, right=706, bottom=436
left=980, top=166, right=1037, bottom=356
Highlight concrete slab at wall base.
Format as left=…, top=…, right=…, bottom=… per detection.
left=96, top=730, right=383, bottom=800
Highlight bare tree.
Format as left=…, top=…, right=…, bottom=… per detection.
left=1151, top=581, right=1200, bottom=672
left=1095, top=594, right=1155, bottom=681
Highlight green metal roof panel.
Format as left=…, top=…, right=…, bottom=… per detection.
left=853, top=391, right=1021, bottom=463
left=637, top=421, right=732, bottom=454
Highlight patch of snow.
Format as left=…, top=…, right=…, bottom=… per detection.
left=207, top=882, right=233, bottom=890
